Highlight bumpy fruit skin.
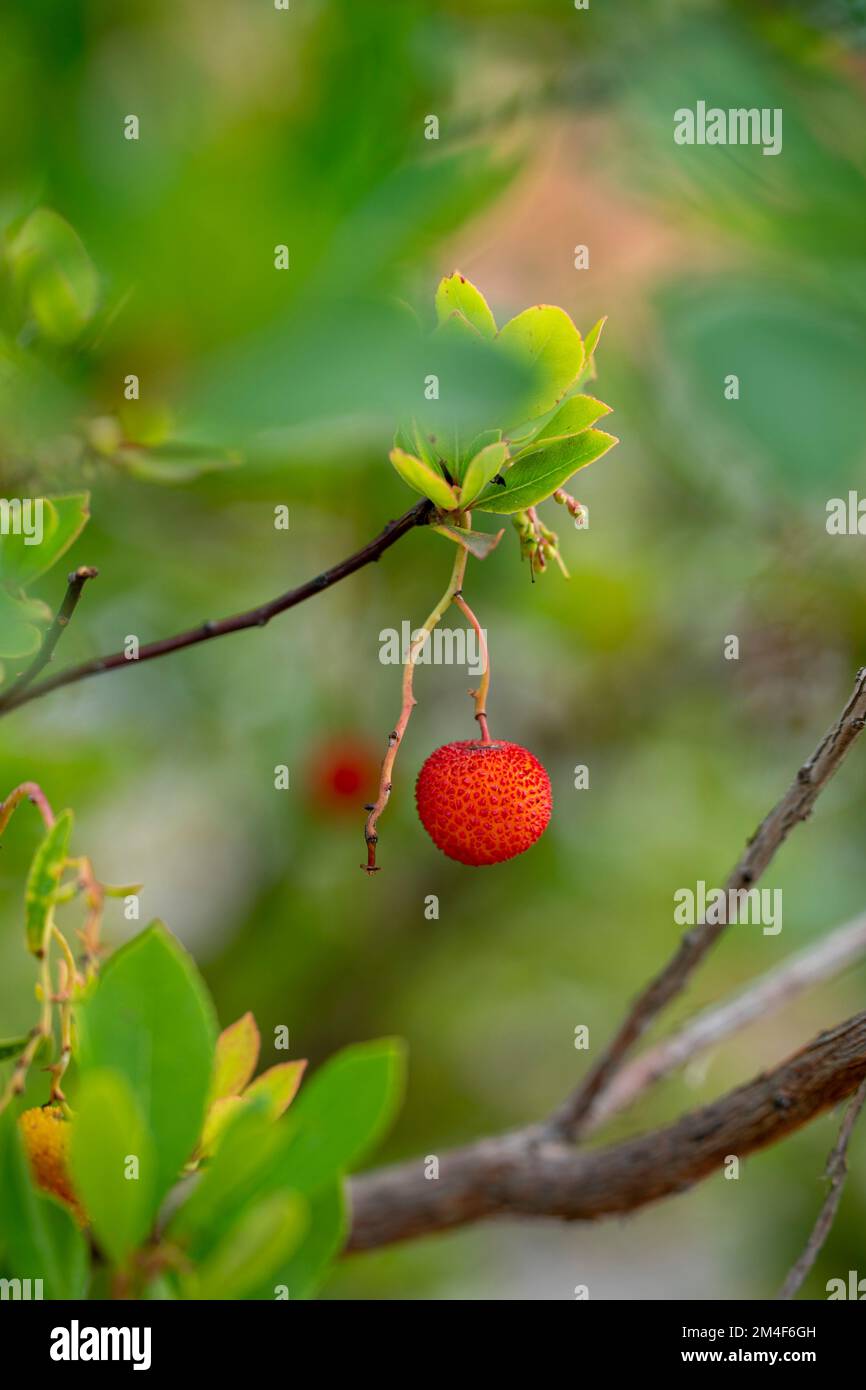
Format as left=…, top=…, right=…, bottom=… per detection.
left=415, top=739, right=552, bottom=866
left=19, top=1106, right=85, bottom=1224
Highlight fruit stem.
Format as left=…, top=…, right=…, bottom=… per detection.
left=452, top=592, right=492, bottom=744
left=0, top=950, right=53, bottom=1115
left=362, top=519, right=471, bottom=872
left=48, top=935, right=74, bottom=1104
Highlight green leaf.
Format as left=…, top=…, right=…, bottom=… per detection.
left=435, top=273, right=497, bottom=339
left=0, top=588, right=50, bottom=661
left=460, top=440, right=510, bottom=506
left=244, top=1061, right=307, bottom=1119
left=497, top=305, right=584, bottom=419
left=583, top=315, right=607, bottom=362
left=69, top=1069, right=156, bottom=1265
left=0, top=1109, right=87, bottom=1299
left=276, top=1038, right=406, bottom=1194
left=192, top=1192, right=307, bottom=1300
left=389, top=448, right=457, bottom=510
left=6, top=208, right=99, bottom=343
left=464, top=427, right=502, bottom=457
left=423, top=312, right=500, bottom=478
left=474, top=429, right=619, bottom=513
left=199, top=1096, right=247, bottom=1159
left=0, top=1037, right=28, bottom=1061
left=530, top=394, right=612, bottom=446
left=394, top=421, right=437, bottom=470
left=76, top=922, right=217, bottom=1206
left=259, top=1182, right=346, bottom=1301
left=0, top=492, right=90, bottom=587
left=171, top=1040, right=404, bottom=1265
left=210, top=1012, right=260, bottom=1104
left=168, top=1104, right=286, bottom=1256
left=25, top=809, right=73, bottom=957
left=434, top=305, right=482, bottom=345
left=431, top=522, right=504, bottom=560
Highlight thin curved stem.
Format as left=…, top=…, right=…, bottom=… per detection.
left=0, top=782, right=56, bottom=836
left=362, top=529, right=469, bottom=872
left=452, top=592, right=491, bottom=743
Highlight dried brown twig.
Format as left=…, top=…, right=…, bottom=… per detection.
left=777, top=1079, right=866, bottom=1300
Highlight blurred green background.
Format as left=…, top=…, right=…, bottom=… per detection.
left=2, top=0, right=866, bottom=1299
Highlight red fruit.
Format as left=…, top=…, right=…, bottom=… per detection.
left=307, top=737, right=378, bottom=816
left=415, top=740, right=552, bottom=866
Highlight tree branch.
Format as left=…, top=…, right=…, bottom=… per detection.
left=0, top=500, right=434, bottom=717
left=776, top=1077, right=866, bottom=1300
left=348, top=1009, right=866, bottom=1251
left=3, top=565, right=99, bottom=702
left=585, top=909, right=866, bottom=1135
left=345, top=673, right=866, bottom=1255
left=547, top=668, right=866, bottom=1142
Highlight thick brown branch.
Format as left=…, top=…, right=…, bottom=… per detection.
left=548, top=668, right=866, bottom=1141
left=0, top=500, right=433, bottom=717
left=777, top=1077, right=866, bottom=1300
left=348, top=1009, right=866, bottom=1251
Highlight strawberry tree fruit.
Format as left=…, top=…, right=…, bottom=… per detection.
left=415, top=740, right=552, bottom=866
left=362, top=274, right=615, bottom=872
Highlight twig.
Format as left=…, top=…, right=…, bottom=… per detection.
left=3, top=566, right=98, bottom=701
left=363, top=528, right=468, bottom=872
left=0, top=500, right=434, bottom=717
left=547, top=668, right=866, bottom=1142
left=0, top=781, right=56, bottom=835
left=348, top=1008, right=866, bottom=1251
left=776, top=1078, right=866, bottom=1300
left=66, top=856, right=107, bottom=977
left=585, top=910, right=866, bottom=1134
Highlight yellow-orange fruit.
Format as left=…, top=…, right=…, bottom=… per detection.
left=18, top=1106, right=85, bottom=1224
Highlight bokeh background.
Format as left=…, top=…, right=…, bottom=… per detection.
left=2, top=0, right=866, bottom=1299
